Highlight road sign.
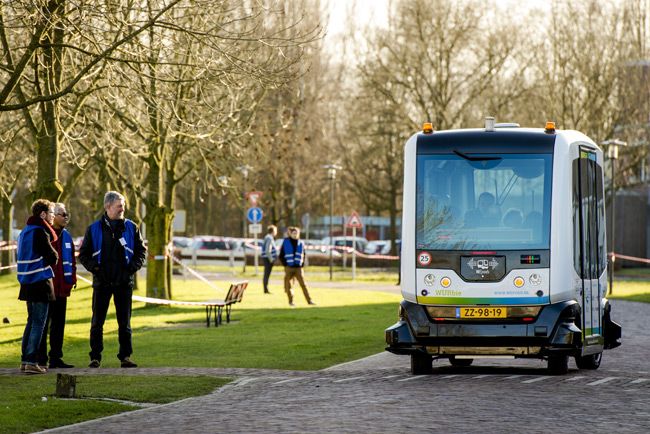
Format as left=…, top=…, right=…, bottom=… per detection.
left=172, top=210, right=186, bottom=233
left=345, top=211, right=363, bottom=229
left=249, top=223, right=262, bottom=234
left=247, top=207, right=263, bottom=223
left=246, top=191, right=263, bottom=206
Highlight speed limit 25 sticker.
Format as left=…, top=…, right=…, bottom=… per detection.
left=417, top=251, right=432, bottom=266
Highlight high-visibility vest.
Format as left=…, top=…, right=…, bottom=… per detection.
left=282, top=238, right=304, bottom=267
left=90, top=218, right=136, bottom=265
left=261, top=234, right=277, bottom=261
left=60, top=229, right=75, bottom=284
left=16, top=225, right=54, bottom=284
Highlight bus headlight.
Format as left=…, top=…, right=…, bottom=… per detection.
left=440, top=277, right=451, bottom=288
left=513, top=276, right=525, bottom=288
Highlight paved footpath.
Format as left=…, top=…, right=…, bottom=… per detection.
left=18, top=299, right=646, bottom=433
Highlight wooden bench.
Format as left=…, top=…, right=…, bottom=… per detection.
left=132, top=281, right=248, bottom=327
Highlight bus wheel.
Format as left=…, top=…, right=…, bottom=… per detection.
left=547, top=354, right=569, bottom=375
left=449, top=356, right=473, bottom=367
left=411, top=353, right=432, bottom=375
left=575, top=352, right=602, bottom=370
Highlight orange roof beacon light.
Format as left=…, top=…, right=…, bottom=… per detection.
left=422, top=122, right=434, bottom=134
left=544, top=121, right=556, bottom=134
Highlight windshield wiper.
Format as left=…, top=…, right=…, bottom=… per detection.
left=453, top=150, right=502, bottom=161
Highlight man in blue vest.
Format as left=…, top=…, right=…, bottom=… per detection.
left=261, top=224, right=277, bottom=294
left=38, top=202, right=77, bottom=369
left=17, top=199, right=58, bottom=374
left=79, top=191, right=146, bottom=368
left=279, top=226, right=315, bottom=307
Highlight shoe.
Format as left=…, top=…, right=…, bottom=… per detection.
left=289, top=302, right=295, bottom=307
left=264, top=290, right=272, bottom=294
left=20, top=363, right=25, bottom=372
left=88, top=359, right=101, bottom=368
left=49, top=360, right=74, bottom=369
left=121, top=357, right=138, bottom=368
left=24, top=364, right=47, bottom=374
left=308, top=301, right=317, bottom=305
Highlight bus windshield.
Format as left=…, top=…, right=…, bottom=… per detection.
left=416, top=153, right=552, bottom=251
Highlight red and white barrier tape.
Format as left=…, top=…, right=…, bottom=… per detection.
left=611, top=253, right=650, bottom=265
left=167, top=249, right=223, bottom=292
left=0, top=264, right=17, bottom=271
left=77, top=274, right=92, bottom=284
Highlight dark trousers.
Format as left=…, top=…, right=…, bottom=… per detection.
left=38, top=297, right=68, bottom=365
left=262, top=258, right=274, bottom=292
left=89, top=286, right=133, bottom=362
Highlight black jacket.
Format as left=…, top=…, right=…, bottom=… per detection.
left=78, top=214, right=146, bottom=289
left=18, top=217, right=58, bottom=302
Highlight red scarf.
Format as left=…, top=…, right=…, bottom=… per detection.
left=26, top=215, right=58, bottom=243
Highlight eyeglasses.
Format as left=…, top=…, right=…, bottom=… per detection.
left=57, top=212, right=69, bottom=218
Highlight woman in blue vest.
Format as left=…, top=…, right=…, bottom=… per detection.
left=17, top=199, right=58, bottom=374
left=78, top=191, right=146, bottom=368
left=279, top=227, right=315, bottom=306
left=37, top=202, right=77, bottom=369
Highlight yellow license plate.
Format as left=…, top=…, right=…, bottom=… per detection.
left=457, top=307, right=507, bottom=318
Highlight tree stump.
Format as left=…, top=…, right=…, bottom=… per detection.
left=56, top=373, right=76, bottom=398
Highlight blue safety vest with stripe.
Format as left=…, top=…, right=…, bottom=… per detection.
left=60, top=229, right=75, bottom=284
left=90, top=218, right=136, bottom=265
left=261, top=234, right=278, bottom=261
left=282, top=238, right=304, bottom=267
left=16, top=225, right=55, bottom=284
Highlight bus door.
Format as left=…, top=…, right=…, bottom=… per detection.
left=573, top=147, right=605, bottom=343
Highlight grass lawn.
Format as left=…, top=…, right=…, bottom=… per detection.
left=0, top=375, right=230, bottom=433
left=609, top=279, right=650, bottom=303
left=0, top=271, right=401, bottom=370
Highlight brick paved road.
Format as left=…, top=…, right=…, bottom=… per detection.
left=31, top=299, right=648, bottom=433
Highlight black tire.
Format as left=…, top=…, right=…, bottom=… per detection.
left=575, top=352, right=602, bottom=370
left=548, top=354, right=569, bottom=375
left=449, top=356, right=473, bottom=367
left=410, top=352, right=432, bottom=375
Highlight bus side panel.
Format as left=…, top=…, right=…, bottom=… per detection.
left=549, top=135, right=575, bottom=304
left=401, top=135, right=418, bottom=303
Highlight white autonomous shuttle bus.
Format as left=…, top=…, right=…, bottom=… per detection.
left=385, top=119, right=621, bottom=375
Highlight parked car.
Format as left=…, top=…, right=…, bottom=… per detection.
left=364, top=240, right=401, bottom=255
left=179, top=236, right=243, bottom=259
left=172, top=236, right=193, bottom=249
left=321, top=236, right=368, bottom=253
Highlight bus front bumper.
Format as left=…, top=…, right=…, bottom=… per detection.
left=385, top=299, right=582, bottom=358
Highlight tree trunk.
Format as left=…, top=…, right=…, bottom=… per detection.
left=145, top=205, right=173, bottom=299
left=34, top=111, right=64, bottom=202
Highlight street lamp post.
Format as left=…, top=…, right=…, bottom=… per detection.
left=602, top=139, right=627, bottom=295
left=323, top=164, right=342, bottom=281
left=237, top=165, right=252, bottom=272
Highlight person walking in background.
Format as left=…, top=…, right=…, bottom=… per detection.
left=261, top=225, right=278, bottom=294
left=79, top=191, right=146, bottom=368
left=38, top=202, right=76, bottom=369
left=17, top=199, right=58, bottom=374
left=279, top=226, right=315, bottom=307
